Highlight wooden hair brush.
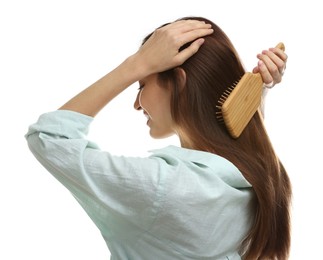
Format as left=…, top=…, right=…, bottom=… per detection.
left=216, top=42, right=285, bottom=138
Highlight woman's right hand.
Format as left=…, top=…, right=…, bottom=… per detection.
left=134, top=20, right=213, bottom=76
left=253, top=44, right=288, bottom=88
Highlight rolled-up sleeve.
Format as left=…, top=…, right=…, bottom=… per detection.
left=25, top=110, right=166, bottom=240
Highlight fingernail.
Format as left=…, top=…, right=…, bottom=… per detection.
left=198, top=38, right=205, bottom=45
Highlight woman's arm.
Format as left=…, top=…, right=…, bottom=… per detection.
left=59, top=20, right=213, bottom=117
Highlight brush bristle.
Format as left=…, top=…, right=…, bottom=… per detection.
left=216, top=80, right=239, bottom=123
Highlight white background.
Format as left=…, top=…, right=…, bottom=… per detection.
left=1, top=0, right=322, bottom=259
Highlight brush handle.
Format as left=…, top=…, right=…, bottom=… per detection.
left=276, top=42, right=285, bottom=51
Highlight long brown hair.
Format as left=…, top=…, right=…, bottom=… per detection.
left=143, top=17, right=292, bottom=259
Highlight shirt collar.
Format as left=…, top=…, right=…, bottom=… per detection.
left=149, top=145, right=252, bottom=189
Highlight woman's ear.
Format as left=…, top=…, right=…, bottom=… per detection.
left=174, top=67, right=186, bottom=92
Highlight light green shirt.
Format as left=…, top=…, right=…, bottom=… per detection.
left=25, top=110, right=253, bottom=260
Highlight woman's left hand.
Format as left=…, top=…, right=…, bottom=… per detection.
left=134, top=20, right=213, bottom=76
left=253, top=45, right=288, bottom=88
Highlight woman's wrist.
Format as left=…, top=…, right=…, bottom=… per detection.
left=125, top=52, right=153, bottom=81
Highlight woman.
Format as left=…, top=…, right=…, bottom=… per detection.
left=26, top=17, right=291, bottom=259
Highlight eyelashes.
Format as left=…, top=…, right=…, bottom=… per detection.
left=138, top=84, right=145, bottom=91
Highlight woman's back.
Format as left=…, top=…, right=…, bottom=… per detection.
left=26, top=111, right=252, bottom=259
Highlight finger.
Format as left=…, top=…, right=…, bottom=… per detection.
left=175, top=38, right=205, bottom=64
left=252, top=66, right=260, bottom=74
left=167, top=20, right=213, bottom=44
left=257, top=52, right=282, bottom=84
left=155, top=21, right=213, bottom=50
left=269, top=47, right=288, bottom=62
left=261, top=49, right=286, bottom=74
left=177, top=27, right=214, bottom=46
left=257, top=60, right=274, bottom=86
left=269, top=47, right=288, bottom=74
left=172, top=20, right=213, bottom=45
left=171, top=19, right=212, bottom=31
left=162, top=19, right=211, bottom=36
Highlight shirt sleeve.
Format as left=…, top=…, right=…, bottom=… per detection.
left=25, top=110, right=166, bottom=240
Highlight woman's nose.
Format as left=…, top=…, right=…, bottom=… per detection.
left=134, top=92, right=141, bottom=111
